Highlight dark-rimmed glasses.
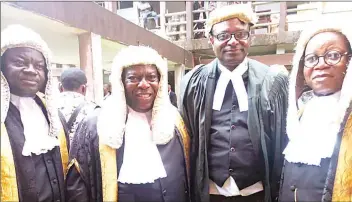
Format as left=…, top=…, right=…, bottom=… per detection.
left=303, top=50, right=351, bottom=68
left=213, top=31, right=250, bottom=42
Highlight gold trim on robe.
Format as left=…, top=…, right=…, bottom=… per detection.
left=98, top=111, right=190, bottom=202
left=67, top=158, right=81, bottom=174
left=1, top=123, right=19, bottom=202
left=37, top=93, right=69, bottom=177
left=58, top=130, right=69, bottom=177
left=333, top=112, right=352, bottom=201
left=0, top=93, right=68, bottom=201
left=175, top=111, right=191, bottom=186
left=99, top=142, right=118, bottom=202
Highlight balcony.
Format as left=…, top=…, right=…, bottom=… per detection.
left=112, top=1, right=352, bottom=66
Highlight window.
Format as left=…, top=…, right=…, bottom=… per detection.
left=120, top=1, right=133, bottom=9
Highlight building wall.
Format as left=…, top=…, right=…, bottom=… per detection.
left=166, top=1, right=185, bottom=13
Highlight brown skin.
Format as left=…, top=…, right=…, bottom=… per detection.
left=103, top=83, right=111, bottom=96
left=2, top=47, right=46, bottom=97
left=209, top=18, right=250, bottom=71
left=304, top=32, right=350, bottom=96
left=122, top=64, right=160, bottom=113
left=168, top=84, right=171, bottom=92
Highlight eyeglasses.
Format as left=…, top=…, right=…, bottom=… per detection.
left=303, top=50, right=351, bottom=68
left=213, top=31, right=250, bottom=42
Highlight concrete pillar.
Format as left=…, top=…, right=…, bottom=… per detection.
left=160, top=1, right=166, bottom=35
left=174, top=64, right=185, bottom=107
left=78, top=32, right=104, bottom=105
left=179, top=14, right=186, bottom=40
left=103, top=2, right=112, bottom=12
left=111, top=2, right=117, bottom=13
left=186, top=1, right=194, bottom=40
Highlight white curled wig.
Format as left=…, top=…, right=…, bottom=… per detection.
left=286, top=17, right=352, bottom=141
left=97, top=46, right=176, bottom=149
left=205, top=3, right=257, bottom=38
left=1, top=24, right=60, bottom=138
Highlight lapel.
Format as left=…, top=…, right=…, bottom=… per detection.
left=204, top=60, right=218, bottom=147
left=332, top=110, right=352, bottom=201
left=5, top=103, right=38, bottom=201
left=36, top=95, right=69, bottom=178
left=99, top=140, right=118, bottom=201
left=246, top=60, right=266, bottom=156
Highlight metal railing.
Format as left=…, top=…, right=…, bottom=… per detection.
left=98, top=2, right=352, bottom=42
left=158, top=2, right=352, bottom=42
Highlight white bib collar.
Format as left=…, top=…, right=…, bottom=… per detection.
left=284, top=91, right=341, bottom=166
left=10, top=94, right=59, bottom=156
left=118, top=107, right=167, bottom=184
left=213, top=58, right=249, bottom=112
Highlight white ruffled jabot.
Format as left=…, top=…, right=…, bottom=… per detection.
left=10, top=94, right=59, bottom=156
left=284, top=91, right=341, bottom=166
left=117, top=107, right=167, bottom=184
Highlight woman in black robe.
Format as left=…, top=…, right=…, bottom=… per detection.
left=279, top=17, right=352, bottom=202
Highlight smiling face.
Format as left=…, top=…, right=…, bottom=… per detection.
left=210, top=18, right=250, bottom=70
left=2, top=47, right=47, bottom=97
left=303, top=32, right=350, bottom=96
left=122, top=64, right=160, bottom=113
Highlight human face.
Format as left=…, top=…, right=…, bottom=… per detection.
left=2, top=47, right=46, bottom=97
left=122, top=64, right=160, bottom=113
left=103, top=84, right=110, bottom=96
left=210, top=18, right=250, bottom=70
left=304, top=32, right=350, bottom=96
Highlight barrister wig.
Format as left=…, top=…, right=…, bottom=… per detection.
left=1, top=24, right=60, bottom=138
left=286, top=17, right=352, bottom=147
left=97, top=46, right=176, bottom=149
left=205, top=3, right=257, bottom=37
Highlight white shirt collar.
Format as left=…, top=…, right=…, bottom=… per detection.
left=217, top=58, right=249, bottom=77
left=213, top=58, right=249, bottom=112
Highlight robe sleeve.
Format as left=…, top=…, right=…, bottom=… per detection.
left=65, top=111, right=100, bottom=202
left=179, top=64, right=207, bottom=139
left=263, top=72, right=289, bottom=201
left=179, top=65, right=210, bottom=202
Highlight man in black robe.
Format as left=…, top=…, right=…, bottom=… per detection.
left=66, top=46, right=190, bottom=202
left=168, top=84, right=178, bottom=108
left=58, top=68, right=98, bottom=151
left=1, top=24, right=67, bottom=202
left=180, top=4, right=289, bottom=202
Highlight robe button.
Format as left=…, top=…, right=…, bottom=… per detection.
left=229, top=168, right=234, bottom=173
left=47, top=159, right=52, bottom=164
left=52, top=179, right=58, bottom=184
left=290, top=185, right=296, bottom=191
left=162, top=189, right=167, bottom=196
left=230, top=147, right=235, bottom=152
left=231, top=125, right=236, bottom=130
left=232, top=105, right=237, bottom=110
